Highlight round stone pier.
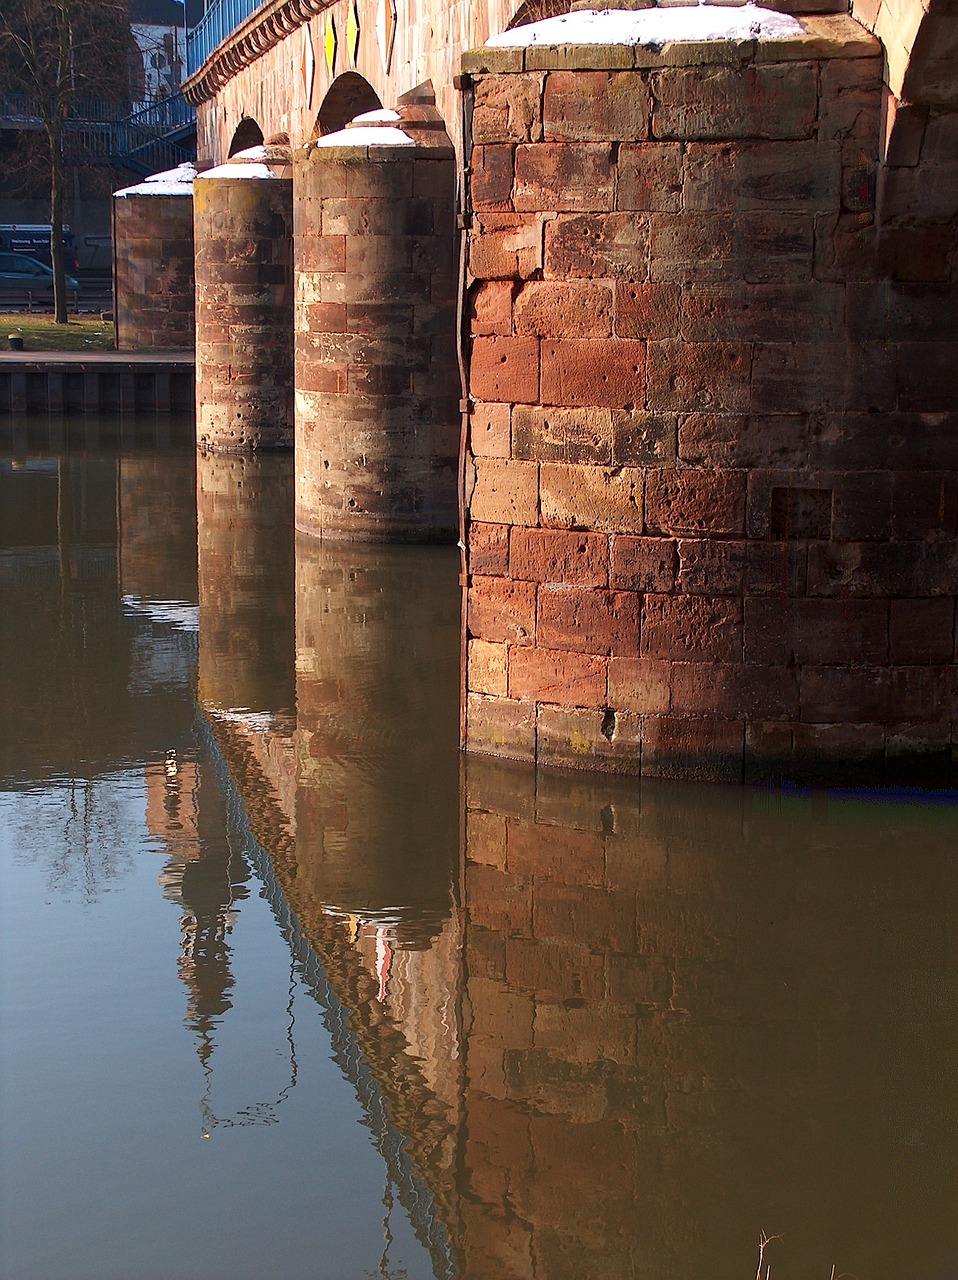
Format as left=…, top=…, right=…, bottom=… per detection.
left=293, top=101, right=460, bottom=542
left=193, top=144, right=294, bottom=452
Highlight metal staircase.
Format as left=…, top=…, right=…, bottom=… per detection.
left=0, top=91, right=196, bottom=177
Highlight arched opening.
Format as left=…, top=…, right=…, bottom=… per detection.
left=228, top=117, right=264, bottom=156
left=316, top=73, right=382, bottom=136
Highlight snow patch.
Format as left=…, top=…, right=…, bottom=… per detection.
left=312, top=125, right=415, bottom=148
left=348, top=108, right=402, bottom=123
left=486, top=3, right=805, bottom=47
left=114, top=162, right=197, bottom=198
left=199, top=160, right=278, bottom=179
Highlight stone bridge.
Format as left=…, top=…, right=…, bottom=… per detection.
left=114, top=0, right=958, bottom=785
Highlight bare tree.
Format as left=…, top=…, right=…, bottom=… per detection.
left=0, top=0, right=134, bottom=321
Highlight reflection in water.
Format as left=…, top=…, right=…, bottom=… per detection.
left=2, top=444, right=956, bottom=1280
left=459, top=760, right=958, bottom=1280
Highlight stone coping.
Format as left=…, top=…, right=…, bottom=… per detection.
left=0, top=351, right=195, bottom=366
left=461, top=13, right=880, bottom=73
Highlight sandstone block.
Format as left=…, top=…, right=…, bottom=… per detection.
left=469, top=281, right=516, bottom=339
left=471, top=402, right=512, bottom=457
left=510, top=527, right=610, bottom=587
left=751, top=341, right=896, bottom=413
left=744, top=596, right=889, bottom=665
left=607, top=656, right=672, bottom=713
left=471, top=457, right=540, bottom=525
left=647, top=340, right=752, bottom=412
left=470, top=213, right=545, bottom=279
left=471, top=144, right=516, bottom=209
left=610, top=411, right=677, bottom=465
left=641, top=595, right=743, bottom=661
left=538, top=585, right=642, bottom=656
left=615, top=143, right=684, bottom=211
left=466, top=692, right=537, bottom=762
left=543, top=70, right=650, bottom=142
left=889, top=598, right=956, bottom=665
left=670, top=661, right=800, bottom=719
left=535, top=704, right=643, bottom=773
left=892, top=472, right=958, bottom=540
left=897, top=342, right=958, bottom=413
left=469, top=521, right=511, bottom=575
left=614, top=282, right=680, bottom=339
left=545, top=213, right=650, bottom=281
left=540, top=463, right=644, bottom=533
left=678, top=414, right=809, bottom=469
left=541, top=338, right=646, bottom=408
left=471, top=335, right=540, bottom=404
left=640, top=715, right=745, bottom=783
left=644, top=468, right=746, bottom=536
left=684, top=140, right=842, bottom=212
left=610, top=535, right=677, bottom=591
left=514, top=280, right=614, bottom=338
left=800, top=665, right=951, bottom=723
left=680, top=282, right=843, bottom=343
left=468, top=575, right=536, bottom=644
left=469, top=638, right=510, bottom=696
left=508, top=646, right=608, bottom=706
left=515, top=143, right=615, bottom=212
left=875, top=226, right=953, bottom=284
left=473, top=74, right=544, bottom=144
left=513, top=405, right=613, bottom=465
left=652, top=64, right=818, bottom=140
left=648, top=211, right=814, bottom=284
left=805, top=540, right=958, bottom=597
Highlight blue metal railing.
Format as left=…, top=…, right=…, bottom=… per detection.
left=187, top=0, right=270, bottom=77
left=0, top=91, right=195, bottom=176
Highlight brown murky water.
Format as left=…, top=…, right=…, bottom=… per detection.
left=1, top=438, right=956, bottom=1280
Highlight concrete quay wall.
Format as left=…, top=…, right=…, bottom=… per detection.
left=460, top=17, right=958, bottom=784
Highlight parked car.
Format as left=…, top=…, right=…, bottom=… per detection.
left=0, top=252, right=80, bottom=296
left=0, top=224, right=79, bottom=274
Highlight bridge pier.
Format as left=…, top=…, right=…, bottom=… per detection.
left=459, top=13, right=957, bottom=785
left=113, top=164, right=197, bottom=352
left=193, top=145, right=294, bottom=452
left=292, top=99, right=460, bottom=542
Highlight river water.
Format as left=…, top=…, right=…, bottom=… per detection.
left=1, top=433, right=956, bottom=1280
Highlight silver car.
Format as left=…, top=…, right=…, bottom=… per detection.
left=0, top=252, right=80, bottom=295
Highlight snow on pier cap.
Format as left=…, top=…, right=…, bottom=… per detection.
left=114, top=162, right=197, bottom=197
left=485, top=3, right=804, bottom=48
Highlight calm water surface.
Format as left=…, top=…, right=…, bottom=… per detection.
left=1, top=438, right=956, bottom=1280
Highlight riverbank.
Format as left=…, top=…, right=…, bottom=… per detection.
left=1, top=314, right=115, bottom=353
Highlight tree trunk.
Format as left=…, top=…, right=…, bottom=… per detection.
left=50, top=118, right=68, bottom=325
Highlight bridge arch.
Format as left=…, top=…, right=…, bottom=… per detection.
left=316, top=72, right=382, bottom=136
left=228, top=116, right=264, bottom=156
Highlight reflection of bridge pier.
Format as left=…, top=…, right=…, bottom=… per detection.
left=458, top=756, right=958, bottom=1279
left=186, top=484, right=957, bottom=1275
left=196, top=450, right=295, bottom=723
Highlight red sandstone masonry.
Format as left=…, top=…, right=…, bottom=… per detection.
left=462, top=22, right=957, bottom=784
left=114, top=194, right=195, bottom=352
left=294, top=104, right=459, bottom=541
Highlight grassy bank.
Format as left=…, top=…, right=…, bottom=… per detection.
left=1, top=314, right=114, bottom=352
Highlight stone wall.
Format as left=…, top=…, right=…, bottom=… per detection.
left=113, top=193, right=195, bottom=351
left=186, top=0, right=518, bottom=163
left=461, top=15, right=957, bottom=784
